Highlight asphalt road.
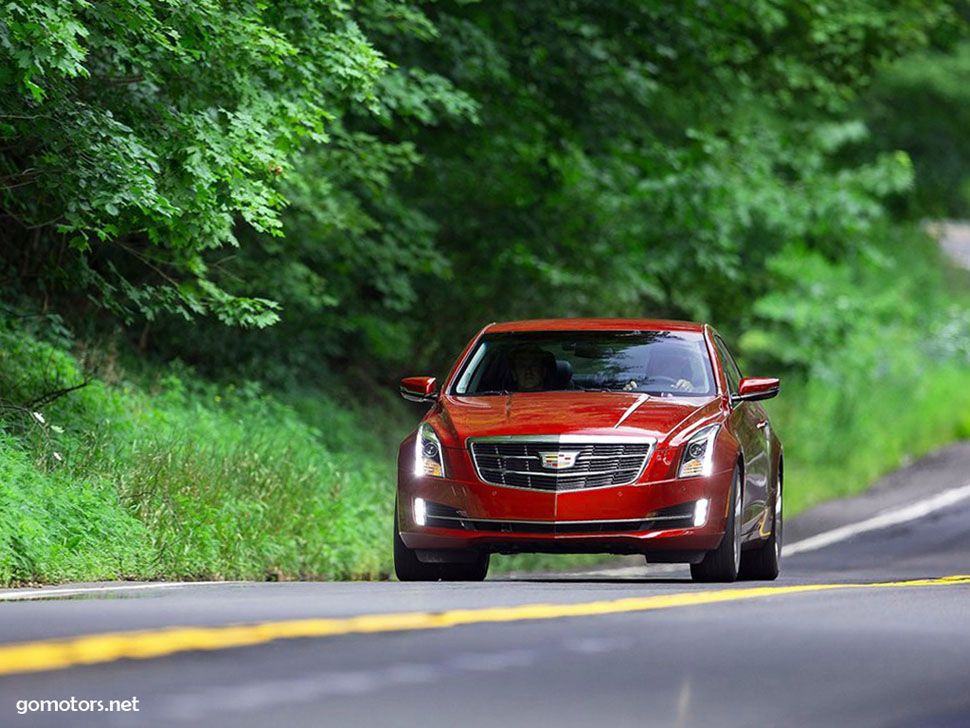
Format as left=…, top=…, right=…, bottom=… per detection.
left=2, top=444, right=970, bottom=728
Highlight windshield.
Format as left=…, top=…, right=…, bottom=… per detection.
left=452, top=330, right=716, bottom=397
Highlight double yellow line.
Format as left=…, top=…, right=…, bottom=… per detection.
left=2, top=574, right=968, bottom=677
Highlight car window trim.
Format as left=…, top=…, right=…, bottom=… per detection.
left=714, top=334, right=743, bottom=397
left=450, top=330, right=716, bottom=397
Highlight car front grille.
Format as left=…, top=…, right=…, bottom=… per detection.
left=468, top=436, right=654, bottom=491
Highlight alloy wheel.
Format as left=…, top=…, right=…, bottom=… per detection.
left=774, top=475, right=783, bottom=562
left=732, top=477, right=742, bottom=571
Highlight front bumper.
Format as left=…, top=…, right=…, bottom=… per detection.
left=397, top=450, right=735, bottom=558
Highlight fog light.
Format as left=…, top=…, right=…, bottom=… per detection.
left=414, top=497, right=427, bottom=527
left=693, top=498, right=709, bottom=527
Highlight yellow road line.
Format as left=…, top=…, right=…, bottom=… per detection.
left=1, top=574, right=968, bottom=677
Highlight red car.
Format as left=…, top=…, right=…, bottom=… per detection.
left=394, top=318, right=782, bottom=583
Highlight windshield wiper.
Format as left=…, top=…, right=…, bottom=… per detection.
left=471, top=389, right=511, bottom=396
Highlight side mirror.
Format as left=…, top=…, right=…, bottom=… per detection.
left=732, top=377, right=780, bottom=404
left=400, top=376, right=438, bottom=403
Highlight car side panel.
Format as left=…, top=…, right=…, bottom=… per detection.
left=708, top=325, right=771, bottom=543
left=732, top=400, right=770, bottom=540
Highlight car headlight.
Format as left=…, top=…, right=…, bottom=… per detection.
left=414, top=423, right=446, bottom=478
left=678, top=424, right=720, bottom=478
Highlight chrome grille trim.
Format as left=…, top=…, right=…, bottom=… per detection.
left=487, top=453, right=644, bottom=461
left=467, top=435, right=656, bottom=491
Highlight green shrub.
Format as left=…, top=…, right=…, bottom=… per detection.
left=0, top=435, right=152, bottom=584
left=0, top=317, right=401, bottom=584
left=769, top=357, right=970, bottom=514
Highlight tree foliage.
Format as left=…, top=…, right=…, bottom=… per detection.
left=864, top=39, right=970, bottom=218
left=0, top=0, right=966, bottom=380
left=1, top=0, right=436, bottom=325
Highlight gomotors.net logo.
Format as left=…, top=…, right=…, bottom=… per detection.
left=16, top=696, right=140, bottom=715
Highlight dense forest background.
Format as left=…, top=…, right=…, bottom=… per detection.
left=3, top=0, right=970, bottom=583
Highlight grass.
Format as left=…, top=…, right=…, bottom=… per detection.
left=761, top=226, right=970, bottom=513
left=0, top=322, right=401, bottom=584
left=0, top=433, right=153, bottom=584
left=769, top=357, right=970, bottom=514
left=112, top=388, right=396, bottom=580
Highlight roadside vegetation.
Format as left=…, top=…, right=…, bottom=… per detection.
left=0, top=318, right=404, bottom=582
left=2, top=2, right=970, bottom=583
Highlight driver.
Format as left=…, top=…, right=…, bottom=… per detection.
left=509, top=345, right=549, bottom=392
left=647, top=347, right=698, bottom=393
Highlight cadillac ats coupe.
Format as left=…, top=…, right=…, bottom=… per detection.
left=395, top=319, right=782, bottom=583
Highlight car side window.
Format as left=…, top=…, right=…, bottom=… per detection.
left=714, top=336, right=743, bottom=395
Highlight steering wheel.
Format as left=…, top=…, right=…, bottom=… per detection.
left=646, top=375, right=694, bottom=392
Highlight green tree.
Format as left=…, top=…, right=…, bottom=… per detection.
left=0, top=0, right=405, bottom=325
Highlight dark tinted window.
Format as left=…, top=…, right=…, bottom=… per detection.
left=714, top=335, right=743, bottom=394
left=453, top=330, right=716, bottom=397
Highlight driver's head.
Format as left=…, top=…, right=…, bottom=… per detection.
left=509, top=346, right=547, bottom=391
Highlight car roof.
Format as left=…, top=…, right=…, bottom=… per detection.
left=485, top=318, right=707, bottom=334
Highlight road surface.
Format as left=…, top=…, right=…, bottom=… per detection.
left=927, top=219, right=970, bottom=270
left=2, top=443, right=970, bottom=727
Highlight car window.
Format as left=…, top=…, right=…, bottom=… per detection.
left=714, top=335, right=743, bottom=395
left=453, top=330, right=717, bottom=397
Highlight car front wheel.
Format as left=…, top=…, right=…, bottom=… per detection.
left=690, top=465, right=742, bottom=583
left=738, top=468, right=782, bottom=581
left=393, top=499, right=489, bottom=582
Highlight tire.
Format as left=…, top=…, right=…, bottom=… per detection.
left=738, top=469, right=782, bottom=581
left=393, top=499, right=489, bottom=582
left=690, top=465, right=742, bottom=583
left=437, top=555, right=490, bottom=582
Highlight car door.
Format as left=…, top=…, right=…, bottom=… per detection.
left=714, top=335, right=770, bottom=538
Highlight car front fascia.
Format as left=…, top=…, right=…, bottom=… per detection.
left=396, top=425, right=738, bottom=557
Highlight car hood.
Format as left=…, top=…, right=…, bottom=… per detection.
left=434, top=392, right=719, bottom=447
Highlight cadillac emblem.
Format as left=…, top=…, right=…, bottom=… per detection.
left=538, top=451, right=580, bottom=470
